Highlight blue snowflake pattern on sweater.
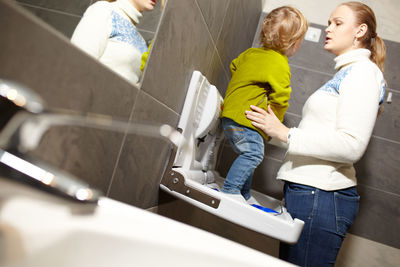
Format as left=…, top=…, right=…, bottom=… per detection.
left=318, top=66, right=386, bottom=105
left=318, top=67, right=352, bottom=95
left=379, top=81, right=385, bottom=105
left=110, top=10, right=147, bottom=54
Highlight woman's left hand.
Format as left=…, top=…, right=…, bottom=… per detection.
left=245, top=105, right=290, bottom=143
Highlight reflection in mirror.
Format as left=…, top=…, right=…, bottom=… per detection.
left=15, top=0, right=166, bottom=87
left=0, top=77, right=181, bottom=203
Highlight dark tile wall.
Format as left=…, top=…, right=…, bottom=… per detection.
left=107, top=90, right=179, bottom=207
left=146, top=0, right=290, bottom=255
left=0, top=0, right=176, bottom=211
left=15, top=0, right=163, bottom=43
left=3, top=0, right=398, bottom=254
left=0, top=0, right=136, bottom=196
left=142, top=0, right=262, bottom=112
left=0, top=0, right=261, bottom=211
left=2, top=0, right=273, bottom=254
left=137, top=0, right=263, bottom=215
left=218, top=13, right=400, bottom=249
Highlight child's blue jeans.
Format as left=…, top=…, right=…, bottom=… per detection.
left=221, top=117, right=264, bottom=200
left=280, top=182, right=360, bottom=266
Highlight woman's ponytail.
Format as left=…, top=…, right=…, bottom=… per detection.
left=370, top=35, right=386, bottom=73
left=342, top=2, right=386, bottom=73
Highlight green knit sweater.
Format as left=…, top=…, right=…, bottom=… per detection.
left=221, top=47, right=292, bottom=140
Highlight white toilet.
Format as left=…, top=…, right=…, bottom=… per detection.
left=160, top=71, right=304, bottom=244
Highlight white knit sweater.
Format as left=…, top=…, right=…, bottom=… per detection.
left=278, top=49, right=386, bottom=190
left=71, top=0, right=147, bottom=84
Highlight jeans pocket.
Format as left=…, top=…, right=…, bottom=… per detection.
left=284, top=183, right=315, bottom=220
left=334, top=188, right=360, bottom=237
left=285, top=182, right=315, bottom=194
left=223, top=122, right=245, bottom=153
left=225, top=127, right=244, bottom=144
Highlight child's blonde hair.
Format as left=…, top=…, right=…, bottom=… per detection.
left=260, top=6, right=309, bottom=54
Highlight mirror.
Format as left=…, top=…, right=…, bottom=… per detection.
left=15, top=0, right=166, bottom=87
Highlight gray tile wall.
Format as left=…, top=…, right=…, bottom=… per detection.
left=218, top=14, right=400, bottom=249
left=4, top=0, right=397, bottom=255
left=0, top=0, right=261, bottom=211
left=0, top=0, right=135, bottom=196
left=0, top=0, right=175, bottom=210
left=139, top=0, right=263, bottom=209
left=141, top=0, right=263, bottom=111
left=0, top=2, right=273, bottom=254
left=150, top=0, right=288, bottom=255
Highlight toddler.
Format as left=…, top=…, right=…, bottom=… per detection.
left=221, top=6, right=308, bottom=204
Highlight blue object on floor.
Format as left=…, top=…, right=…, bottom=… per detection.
left=251, top=204, right=279, bottom=213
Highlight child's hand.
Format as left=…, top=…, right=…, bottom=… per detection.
left=245, top=105, right=290, bottom=143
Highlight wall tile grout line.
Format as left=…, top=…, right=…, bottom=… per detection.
left=371, top=134, right=400, bottom=145
left=105, top=89, right=179, bottom=197
left=359, top=183, right=400, bottom=198
left=193, top=0, right=231, bottom=82
left=290, top=63, right=335, bottom=77
left=106, top=91, right=141, bottom=196
left=264, top=155, right=284, bottom=163
left=17, top=3, right=83, bottom=17
left=194, top=0, right=230, bottom=52
left=137, top=29, right=156, bottom=34
left=140, top=90, right=181, bottom=118
left=285, top=111, right=302, bottom=118
left=387, top=88, right=400, bottom=93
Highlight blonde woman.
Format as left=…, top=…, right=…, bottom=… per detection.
left=71, top=0, right=158, bottom=84
left=245, top=2, right=386, bottom=266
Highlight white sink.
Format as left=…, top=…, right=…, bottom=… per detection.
left=0, top=178, right=295, bottom=267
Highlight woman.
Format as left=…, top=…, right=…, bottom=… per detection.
left=245, top=2, right=386, bottom=266
left=71, top=0, right=158, bottom=85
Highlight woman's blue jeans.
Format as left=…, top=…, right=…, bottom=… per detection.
left=221, top=118, right=264, bottom=200
left=280, top=182, right=360, bottom=267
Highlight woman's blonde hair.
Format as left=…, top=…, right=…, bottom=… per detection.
left=259, top=6, right=309, bottom=54
left=341, top=1, right=386, bottom=72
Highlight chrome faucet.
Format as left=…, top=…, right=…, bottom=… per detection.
left=0, top=79, right=184, bottom=203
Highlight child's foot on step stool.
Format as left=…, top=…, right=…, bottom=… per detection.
left=222, top=192, right=248, bottom=204
left=246, top=196, right=261, bottom=206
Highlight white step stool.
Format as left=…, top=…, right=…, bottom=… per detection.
left=160, top=71, right=304, bottom=244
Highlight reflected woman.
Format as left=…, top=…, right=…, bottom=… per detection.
left=71, top=0, right=158, bottom=85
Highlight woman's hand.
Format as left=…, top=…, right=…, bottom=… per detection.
left=245, top=105, right=290, bottom=143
